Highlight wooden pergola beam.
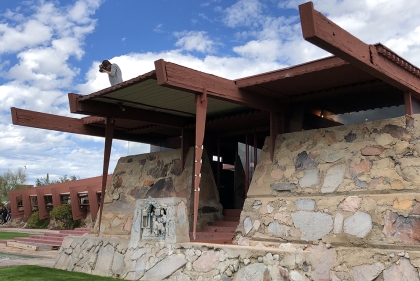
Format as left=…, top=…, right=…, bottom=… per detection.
left=154, top=59, right=281, bottom=112
left=10, top=107, right=170, bottom=145
left=236, top=56, right=348, bottom=88
left=299, top=1, right=420, bottom=99
left=68, top=93, right=191, bottom=128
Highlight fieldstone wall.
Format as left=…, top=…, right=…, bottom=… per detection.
left=55, top=235, right=316, bottom=280
left=234, top=114, right=420, bottom=280
left=94, top=147, right=222, bottom=236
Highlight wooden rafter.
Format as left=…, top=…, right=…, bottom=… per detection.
left=154, top=59, right=281, bottom=112
left=10, top=107, right=168, bottom=144
left=68, top=93, right=191, bottom=128
left=299, top=1, right=420, bottom=98
left=236, top=56, right=348, bottom=88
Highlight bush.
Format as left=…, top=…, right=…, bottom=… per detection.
left=50, top=205, right=81, bottom=230
left=27, top=211, right=50, bottom=229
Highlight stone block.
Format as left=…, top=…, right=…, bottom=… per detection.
left=361, top=146, right=384, bottom=156
left=299, top=169, right=319, bottom=188
left=268, top=221, right=290, bottom=238
left=244, top=217, right=252, bottom=235
left=271, top=183, right=297, bottom=191
left=320, top=150, right=345, bottom=163
left=383, top=258, right=419, bottom=281
left=333, top=213, right=344, bottom=234
left=233, top=263, right=270, bottom=281
left=338, top=196, right=362, bottom=212
left=142, top=255, right=187, bottom=280
left=93, top=244, right=115, bottom=276
left=343, top=212, right=372, bottom=238
left=383, top=210, right=420, bottom=244
left=351, top=262, right=384, bottom=281
left=193, top=250, right=220, bottom=273
left=291, top=211, right=333, bottom=241
left=295, top=199, right=316, bottom=211
left=321, top=164, right=346, bottom=193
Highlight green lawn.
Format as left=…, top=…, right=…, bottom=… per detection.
left=0, top=265, right=120, bottom=280
left=0, top=232, right=30, bottom=240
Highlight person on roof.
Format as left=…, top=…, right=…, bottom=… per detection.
left=99, top=60, right=123, bottom=86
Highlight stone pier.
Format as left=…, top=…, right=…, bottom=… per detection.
left=234, top=114, right=420, bottom=280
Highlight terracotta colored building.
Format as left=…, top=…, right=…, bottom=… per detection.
left=9, top=175, right=111, bottom=221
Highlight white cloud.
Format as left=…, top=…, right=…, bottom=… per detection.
left=174, top=31, right=216, bottom=53
left=154, top=23, right=163, bottom=33
left=0, top=20, right=52, bottom=53
left=223, top=0, right=264, bottom=28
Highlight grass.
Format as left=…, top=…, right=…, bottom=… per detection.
left=0, top=232, right=30, bottom=240
left=0, top=265, right=120, bottom=280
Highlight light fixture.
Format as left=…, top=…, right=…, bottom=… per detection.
left=117, top=102, right=126, bottom=112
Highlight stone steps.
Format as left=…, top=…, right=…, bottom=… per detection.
left=212, top=221, right=239, bottom=227
left=1, top=228, right=91, bottom=249
left=190, top=209, right=241, bottom=244
left=200, top=226, right=236, bottom=233
left=223, top=209, right=242, bottom=217
left=13, top=237, right=63, bottom=247
left=29, top=235, right=64, bottom=241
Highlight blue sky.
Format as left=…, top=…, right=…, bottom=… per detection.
left=1, top=0, right=420, bottom=185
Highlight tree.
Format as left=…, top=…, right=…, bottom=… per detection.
left=0, top=168, right=28, bottom=202
left=35, top=174, right=79, bottom=187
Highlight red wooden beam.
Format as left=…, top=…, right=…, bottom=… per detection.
left=192, top=90, right=208, bottom=240
left=11, top=107, right=171, bottom=144
left=404, top=91, right=420, bottom=115
left=236, top=56, right=348, bottom=88
left=299, top=1, right=420, bottom=98
left=154, top=59, right=281, bottom=112
left=97, top=118, right=114, bottom=235
left=68, top=93, right=190, bottom=128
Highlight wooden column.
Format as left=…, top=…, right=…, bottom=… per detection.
left=253, top=131, right=258, bottom=169
left=192, top=90, right=208, bottom=240
left=217, top=137, right=221, bottom=190
left=270, top=112, right=284, bottom=161
left=404, top=91, right=420, bottom=115
left=97, top=118, right=114, bottom=235
left=245, top=133, right=249, bottom=197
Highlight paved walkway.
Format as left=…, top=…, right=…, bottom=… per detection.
left=0, top=227, right=59, bottom=268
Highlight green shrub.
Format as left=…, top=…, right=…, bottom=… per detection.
left=27, top=211, right=50, bottom=229
left=50, top=205, right=81, bottom=230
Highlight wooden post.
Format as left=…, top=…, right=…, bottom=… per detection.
left=253, top=130, right=258, bottom=170
left=97, top=118, right=114, bottom=235
left=245, top=132, right=249, bottom=197
left=192, top=90, right=208, bottom=240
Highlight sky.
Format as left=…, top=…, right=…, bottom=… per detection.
left=1, top=0, right=420, bottom=185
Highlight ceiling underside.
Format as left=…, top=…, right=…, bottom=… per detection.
left=82, top=77, right=248, bottom=118
left=79, top=57, right=405, bottom=143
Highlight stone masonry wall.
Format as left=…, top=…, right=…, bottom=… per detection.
left=55, top=235, right=316, bottom=280
left=94, top=147, right=222, bottom=236
left=234, top=114, right=420, bottom=280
